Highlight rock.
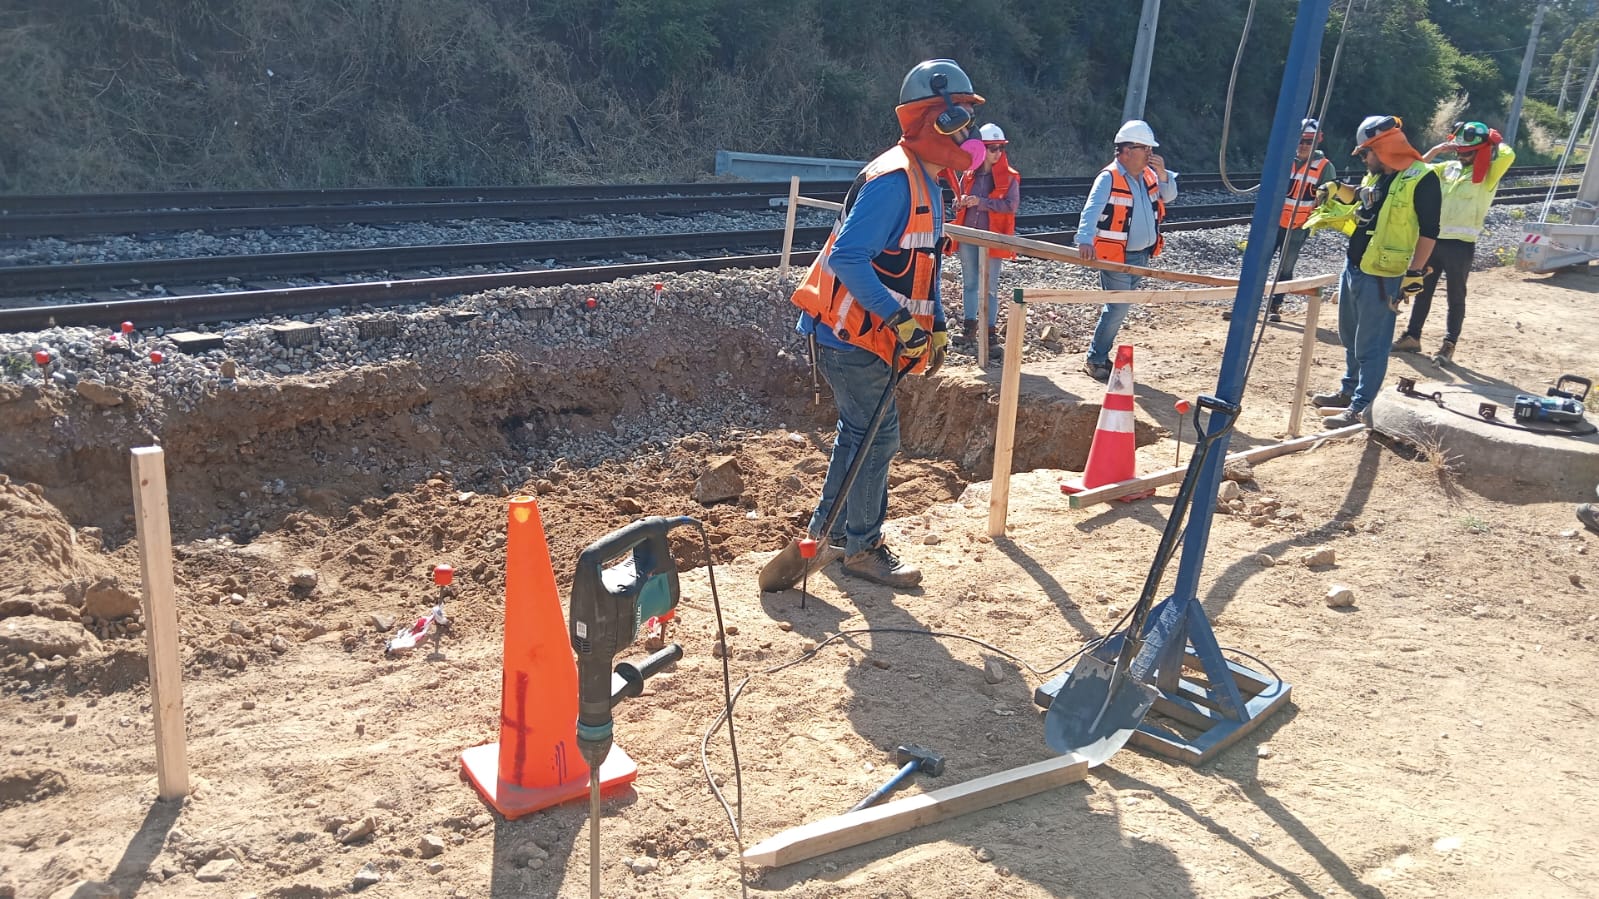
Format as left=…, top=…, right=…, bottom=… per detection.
left=352, top=863, right=382, bottom=890
left=869, top=657, right=891, bottom=670
left=1217, top=480, right=1242, bottom=502
left=370, top=614, right=396, bottom=632
left=0, top=616, right=100, bottom=659
left=1302, top=548, right=1337, bottom=568
left=195, top=859, right=236, bottom=882
left=469, top=813, right=493, bottom=830
left=81, top=579, right=140, bottom=620
left=1223, top=458, right=1255, bottom=483
left=219, top=358, right=238, bottom=379
left=616, top=496, right=644, bottom=514
left=269, top=635, right=290, bottom=654
left=982, top=658, right=1006, bottom=684
left=1256, top=744, right=1274, bottom=759
left=75, top=381, right=124, bottom=407
left=419, top=834, right=446, bottom=858
left=290, top=569, right=319, bottom=590
left=426, top=861, right=444, bottom=874
left=692, top=456, right=744, bottom=505
left=0, top=765, right=69, bottom=810
left=1325, top=585, right=1356, bottom=609
left=627, top=857, right=658, bottom=875
left=1251, top=553, right=1276, bottom=567
left=923, top=533, right=942, bottom=545
left=973, top=847, right=996, bottom=862
left=1571, top=573, right=1583, bottom=588
left=336, top=815, right=377, bottom=844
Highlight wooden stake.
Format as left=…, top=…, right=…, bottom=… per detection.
left=742, top=754, right=1087, bottom=868
left=1287, top=286, right=1326, bottom=437
left=1064, top=424, right=1366, bottom=507
left=779, top=176, right=801, bottom=281
left=976, top=252, right=991, bottom=369
left=130, top=446, right=188, bottom=801
left=987, top=292, right=1026, bottom=537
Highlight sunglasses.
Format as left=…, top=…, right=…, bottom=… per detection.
left=1298, top=138, right=1315, bottom=145
left=1124, top=144, right=1152, bottom=151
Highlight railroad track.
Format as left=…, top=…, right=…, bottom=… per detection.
left=0, top=184, right=1575, bottom=333
left=1, top=166, right=1577, bottom=239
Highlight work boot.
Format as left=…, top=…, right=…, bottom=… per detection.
left=1310, top=388, right=1352, bottom=408
left=1391, top=333, right=1422, bottom=353
left=1434, top=339, right=1456, bottom=363
left=955, top=318, right=978, bottom=347
left=842, top=540, right=922, bottom=588
left=1578, top=503, right=1599, bottom=535
left=1083, top=360, right=1111, bottom=382
left=1266, top=295, right=1284, bottom=323
left=1322, top=406, right=1370, bottom=429
left=802, top=535, right=847, bottom=578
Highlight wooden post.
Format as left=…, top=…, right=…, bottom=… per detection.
left=130, top=446, right=189, bottom=801
left=987, top=290, right=1026, bottom=537
left=976, top=252, right=991, bottom=368
left=779, top=176, right=801, bottom=280
left=1287, top=285, right=1325, bottom=437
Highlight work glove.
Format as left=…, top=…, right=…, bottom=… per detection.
left=893, top=316, right=930, bottom=359
left=1401, top=267, right=1430, bottom=301
left=924, top=329, right=949, bottom=376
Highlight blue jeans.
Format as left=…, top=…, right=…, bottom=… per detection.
left=1086, top=247, right=1151, bottom=366
left=1337, top=264, right=1400, bottom=412
left=958, top=242, right=1003, bottom=328
left=807, top=345, right=900, bottom=556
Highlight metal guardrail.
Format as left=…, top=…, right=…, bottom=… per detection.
left=714, top=150, right=866, bottom=181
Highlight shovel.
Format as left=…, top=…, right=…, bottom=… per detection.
left=1045, top=394, right=1239, bottom=766
left=759, top=351, right=918, bottom=594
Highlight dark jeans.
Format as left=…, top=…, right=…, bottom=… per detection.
left=1402, top=238, right=1474, bottom=344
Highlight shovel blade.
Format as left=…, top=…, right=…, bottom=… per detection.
left=758, top=539, right=808, bottom=593
left=1044, top=654, right=1159, bottom=767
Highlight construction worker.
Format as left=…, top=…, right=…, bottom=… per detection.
left=1391, top=121, right=1515, bottom=362
left=1311, top=115, right=1440, bottom=429
left=950, top=122, right=1020, bottom=350
left=1077, top=120, right=1178, bottom=381
left=789, top=59, right=984, bottom=589
left=1235, top=118, right=1337, bottom=322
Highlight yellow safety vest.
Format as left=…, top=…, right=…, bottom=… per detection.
left=1358, top=161, right=1431, bottom=278
left=1434, top=144, right=1515, bottom=242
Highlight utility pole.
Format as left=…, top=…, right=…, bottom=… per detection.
left=1122, top=0, right=1161, bottom=122
left=1505, top=0, right=1547, bottom=146
left=1557, top=55, right=1573, bottom=115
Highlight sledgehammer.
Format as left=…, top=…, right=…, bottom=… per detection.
left=850, top=744, right=945, bottom=812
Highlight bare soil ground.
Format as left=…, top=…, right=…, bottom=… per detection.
left=2, top=266, right=1597, bottom=899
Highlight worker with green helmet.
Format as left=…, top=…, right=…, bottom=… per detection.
left=1390, top=121, right=1515, bottom=363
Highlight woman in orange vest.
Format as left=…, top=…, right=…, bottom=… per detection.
left=950, top=122, right=1020, bottom=348
left=1271, top=118, right=1336, bottom=319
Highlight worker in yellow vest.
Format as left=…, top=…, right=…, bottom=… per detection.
left=1310, top=115, right=1440, bottom=429
left=1391, top=121, right=1514, bottom=363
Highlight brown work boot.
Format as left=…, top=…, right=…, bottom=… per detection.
left=1391, top=333, right=1422, bottom=353
left=955, top=318, right=977, bottom=347
left=842, top=541, right=922, bottom=588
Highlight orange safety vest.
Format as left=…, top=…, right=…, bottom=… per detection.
left=1281, top=154, right=1330, bottom=228
left=790, top=146, right=942, bottom=373
left=1091, top=163, right=1164, bottom=262
left=951, top=156, right=1020, bottom=260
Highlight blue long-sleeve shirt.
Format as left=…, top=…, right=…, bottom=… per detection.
left=1076, top=162, right=1178, bottom=252
left=798, top=167, right=946, bottom=351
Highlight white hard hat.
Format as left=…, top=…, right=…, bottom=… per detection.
left=1113, top=120, right=1158, bottom=147
left=978, top=123, right=1007, bottom=144
left=1353, top=114, right=1401, bottom=152
left=1300, top=117, right=1321, bottom=136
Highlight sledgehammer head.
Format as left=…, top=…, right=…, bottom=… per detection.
left=896, top=743, right=945, bottom=777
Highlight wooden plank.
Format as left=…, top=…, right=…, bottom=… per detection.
left=987, top=295, right=1026, bottom=537
left=779, top=176, right=800, bottom=280
left=794, top=195, right=1251, bottom=287
left=741, top=754, right=1088, bottom=868
left=1287, top=286, right=1325, bottom=437
left=130, top=446, right=189, bottom=801
left=1024, top=273, right=1336, bottom=306
left=1065, top=424, right=1366, bottom=508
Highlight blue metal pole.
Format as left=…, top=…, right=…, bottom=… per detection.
left=1165, top=0, right=1333, bottom=603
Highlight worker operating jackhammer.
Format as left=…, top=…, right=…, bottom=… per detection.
left=783, top=59, right=988, bottom=590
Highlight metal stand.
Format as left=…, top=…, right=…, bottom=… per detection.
left=1035, top=596, right=1292, bottom=764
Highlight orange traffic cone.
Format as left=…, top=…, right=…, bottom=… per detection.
left=1061, top=345, right=1153, bottom=501
left=460, top=496, right=637, bottom=818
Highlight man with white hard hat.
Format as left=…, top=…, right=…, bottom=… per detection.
left=1076, top=119, right=1178, bottom=381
